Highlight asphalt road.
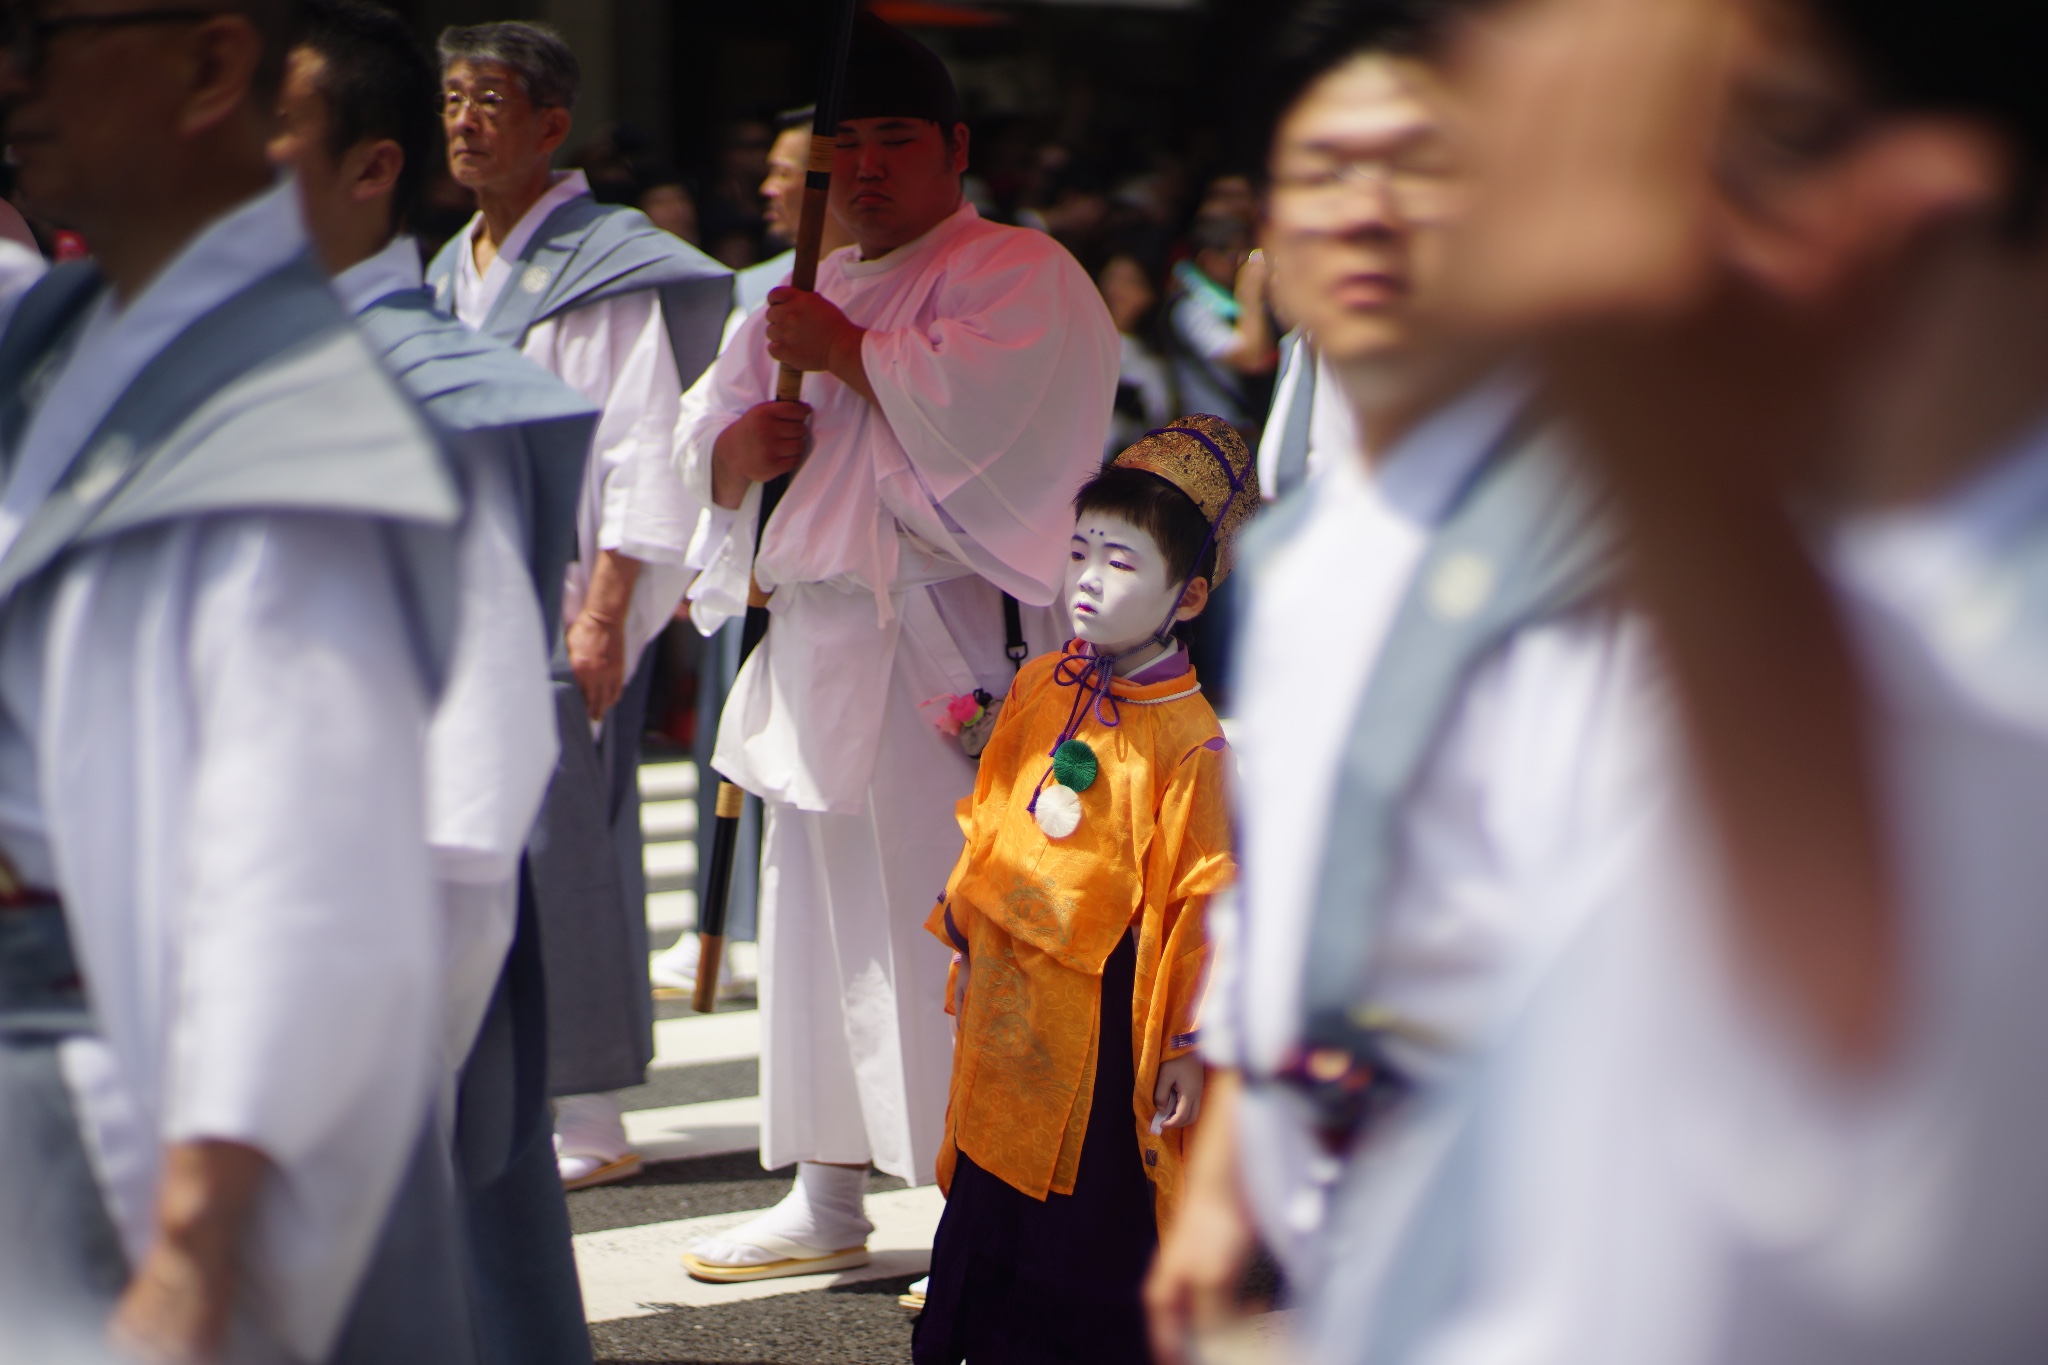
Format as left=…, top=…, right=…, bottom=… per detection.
left=588, top=1273, right=923, bottom=1365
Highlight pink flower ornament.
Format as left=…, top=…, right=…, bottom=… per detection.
left=921, top=691, right=987, bottom=738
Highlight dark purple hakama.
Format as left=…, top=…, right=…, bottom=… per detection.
left=914, top=932, right=1158, bottom=1365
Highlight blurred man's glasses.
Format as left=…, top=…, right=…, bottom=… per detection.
left=2, top=7, right=214, bottom=76
left=1271, top=155, right=1462, bottom=226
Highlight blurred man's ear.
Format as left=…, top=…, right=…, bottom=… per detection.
left=179, top=13, right=267, bottom=139
left=349, top=139, right=404, bottom=206
left=537, top=104, right=573, bottom=157
left=947, top=122, right=971, bottom=175
left=1723, top=118, right=2010, bottom=302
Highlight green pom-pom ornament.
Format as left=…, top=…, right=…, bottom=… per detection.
left=1052, top=739, right=1098, bottom=793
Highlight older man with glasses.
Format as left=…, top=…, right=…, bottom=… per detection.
left=0, top=0, right=479, bottom=1360
left=425, top=20, right=732, bottom=1194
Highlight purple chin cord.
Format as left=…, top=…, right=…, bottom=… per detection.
left=1028, top=426, right=1245, bottom=816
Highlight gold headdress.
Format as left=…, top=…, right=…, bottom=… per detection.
left=1110, top=413, right=1261, bottom=584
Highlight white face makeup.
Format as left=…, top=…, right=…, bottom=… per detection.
left=1066, top=513, right=1190, bottom=662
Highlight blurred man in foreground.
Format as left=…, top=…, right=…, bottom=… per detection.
left=0, top=0, right=466, bottom=1357
left=273, top=3, right=599, bottom=1359
left=1413, top=0, right=2048, bottom=1361
left=1147, top=2, right=1661, bottom=1361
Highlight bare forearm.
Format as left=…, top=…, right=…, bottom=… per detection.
left=112, top=1140, right=271, bottom=1362
left=1145, top=1067, right=1254, bottom=1365
left=581, top=548, right=642, bottom=627
left=825, top=325, right=877, bottom=406
left=1551, top=327, right=1896, bottom=1066
left=710, top=425, right=750, bottom=509
left=1183, top=1067, right=1242, bottom=1193
left=155, top=1139, right=268, bottom=1263
left=1220, top=314, right=1276, bottom=375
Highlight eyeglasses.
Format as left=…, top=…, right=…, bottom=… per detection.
left=1, top=7, right=217, bottom=76
left=1269, top=155, right=1463, bottom=226
left=443, top=87, right=518, bottom=121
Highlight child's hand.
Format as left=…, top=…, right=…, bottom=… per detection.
left=951, top=952, right=970, bottom=1028
left=1152, top=1054, right=1206, bottom=1130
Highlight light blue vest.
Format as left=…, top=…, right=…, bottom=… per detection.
left=355, top=286, right=599, bottom=637
left=425, top=195, right=733, bottom=391
left=1235, top=417, right=1616, bottom=1134
left=0, top=256, right=461, bottom=679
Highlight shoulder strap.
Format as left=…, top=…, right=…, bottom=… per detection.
left=358, top=288, right=596, bottom=634
left=1002, top=592, right=1027, bottom=669
left=1286, top=424, right=1616, bottom=1115
left=0, top=263, right=106, bottom=456
left=448, top=198, right=734, bottom=394
left=471, top=197, right=608, bottom=347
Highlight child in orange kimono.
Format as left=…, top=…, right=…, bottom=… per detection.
left=913, top=416, right=1259, bottom=1365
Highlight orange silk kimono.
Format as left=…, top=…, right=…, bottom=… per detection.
left=926, top=642, right=1235, bottom=1229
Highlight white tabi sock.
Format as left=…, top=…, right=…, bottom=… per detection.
left=554, top=1092, right=631, bottom=1162
left=689, top=1162, right=874, bottom=1266
left=648, top=933, right=734, bottom=993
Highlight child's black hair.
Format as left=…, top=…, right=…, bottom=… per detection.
left=1074, top=466, right=1217, bottom=589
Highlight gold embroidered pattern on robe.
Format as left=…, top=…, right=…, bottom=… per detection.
left=927, top=643, right=1235, bottom=1229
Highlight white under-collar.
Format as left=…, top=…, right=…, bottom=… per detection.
left=837, top=201, right=978, bottom=280
left=1837, top=408, right=2048, bottom=627
left=452, top=169, right=591, bottom=324
left=332, top=233, right=424, bottom=316
left=0, top=176, right=308, bottom=559
left=1354, top=369, right=1533, bottom=529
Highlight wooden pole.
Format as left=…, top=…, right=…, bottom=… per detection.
left=694, top=0, right=862, bottom=1014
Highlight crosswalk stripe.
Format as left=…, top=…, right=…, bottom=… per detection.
left=622, top=1095, right=762, bottom=1162
left=644, top=840, right=697, bottom=887
left=641, top=798, right=697, bottom=840
left=646, top=888, right=697, bottom=934
left=638, top=761, right=697, bottom=800
left=651, top=1008, right=759, bottom=1071
left=575, top=1185, right=944, bottom=1321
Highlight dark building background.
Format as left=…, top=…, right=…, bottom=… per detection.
left=400, top=0, right=1279, bottom=270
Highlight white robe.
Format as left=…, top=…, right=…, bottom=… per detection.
left=0, top=183, right=452, bottom=1361
left=335, top=236, right=560, bottom=1088
left=1203, top=379, right=1670, bottom=1362
left=451, top=169, right=697, bottom=671
left=677, top=202, right=1118, bottom=1180
left=1417, top=419, right=2048, bottom=1365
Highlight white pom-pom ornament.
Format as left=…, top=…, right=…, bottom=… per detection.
left=1034, top=783, right=1082, bottom=839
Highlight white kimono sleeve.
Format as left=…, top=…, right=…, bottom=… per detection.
left=169, top=515, right=440, bottom=1161
left=35, top=513, right=449, bottom=1357
left=543, top=291, right=697, bottom=667
left=861, top=237, right=1117, bottom=602
left=675, top=307, right=775, bottom=635
left=427, top=431, right=559, bottom=1067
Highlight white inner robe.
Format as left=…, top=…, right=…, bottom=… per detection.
left=451, top=169, right=698, bottom=674
left=676, top=202, right=1118, bottom=1179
